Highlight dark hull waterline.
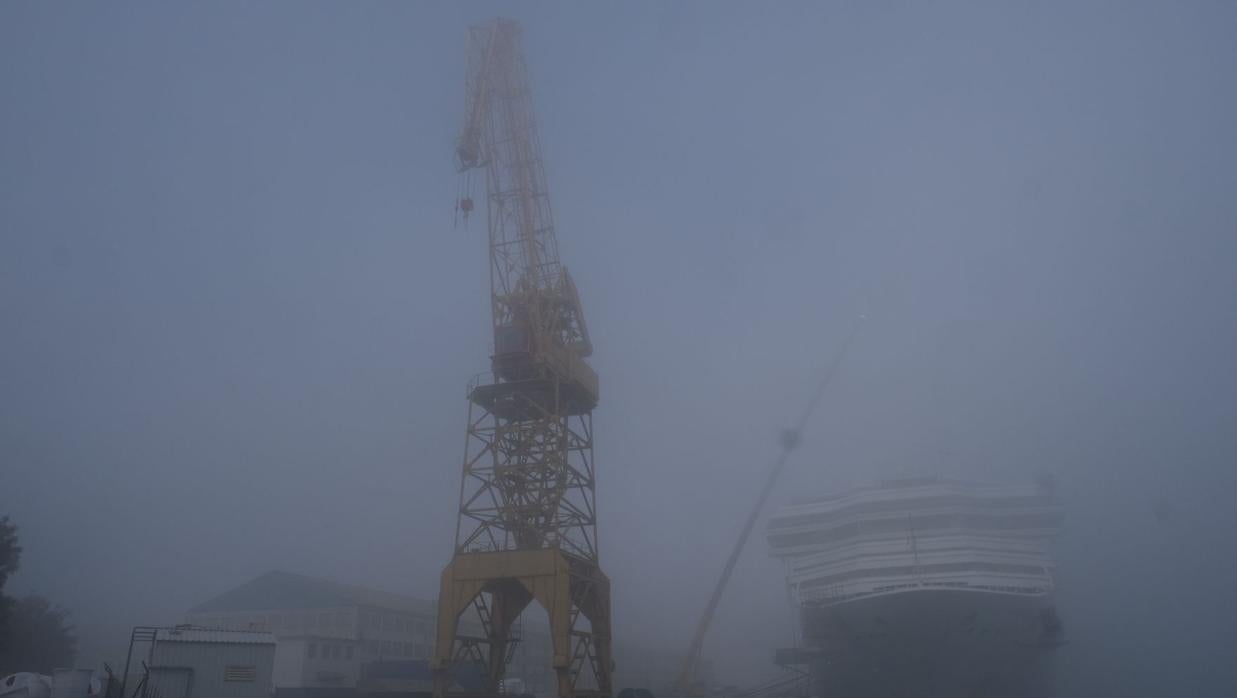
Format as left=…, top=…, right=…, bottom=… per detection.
left=800, top=589, right=1062, bottom=698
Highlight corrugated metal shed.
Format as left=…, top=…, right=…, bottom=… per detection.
left=154, top=627, right=275, bottom=644
left=147, top=627, right=276, bottom=698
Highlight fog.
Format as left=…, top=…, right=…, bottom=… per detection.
left=2, top=1, right=1236, bottom=696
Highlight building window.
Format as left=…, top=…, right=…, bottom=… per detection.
left=414, top=644, right=428, bottom=658
left=345, top=645, right=354, bottom=660
left=307, top=643, right=318, bottom=659
left=225, top=665, right=257, bottom=682
left=367, top=640, right=380, bottom=655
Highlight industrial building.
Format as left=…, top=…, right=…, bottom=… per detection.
left=188, top=571, right=437, bottom=659
left=186, top=570, right=449, bottom=694
left=186, top=571, right=693, bottom=698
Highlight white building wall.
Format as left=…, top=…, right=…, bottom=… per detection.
left=187, top=607, right=356, bottom=639
left=275, top=637, right=361, bottom=689
left=272, top=640, right=307, bottom=689
left=185, top=604, right=442, bottom=689
left=354, top=606, right=435, bottom=659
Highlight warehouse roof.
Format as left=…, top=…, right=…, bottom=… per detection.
left=189, top=570, right=436, bottom=615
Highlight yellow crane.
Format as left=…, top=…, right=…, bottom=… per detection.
left=432, top=19, right=613, bottom=698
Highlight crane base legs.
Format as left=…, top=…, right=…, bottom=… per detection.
left=432, top=549, right=613, bottom=698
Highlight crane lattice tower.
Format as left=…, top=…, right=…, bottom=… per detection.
left=431, top=19, right=613, bottom=698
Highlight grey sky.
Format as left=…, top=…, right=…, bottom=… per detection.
left=2, top=1, right=1236, bottom=694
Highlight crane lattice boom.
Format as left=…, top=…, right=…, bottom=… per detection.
left=459, top=19, right=592, bottom=375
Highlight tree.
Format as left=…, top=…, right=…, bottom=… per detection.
left=0, top=518, right=77, bottom=673
left=0, top=596, right=77, bottom=675
left=0, top=517, right=19, bottom=589
left=0, top=516, right=21, bottom=645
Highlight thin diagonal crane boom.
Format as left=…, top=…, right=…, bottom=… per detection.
left=676, top=316, right=865, bottom=694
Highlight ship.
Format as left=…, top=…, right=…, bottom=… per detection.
left=766, top=477, right=1065, bottom=698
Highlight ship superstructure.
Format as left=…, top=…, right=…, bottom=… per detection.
left=768, top=477, right=1064, bottom=698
